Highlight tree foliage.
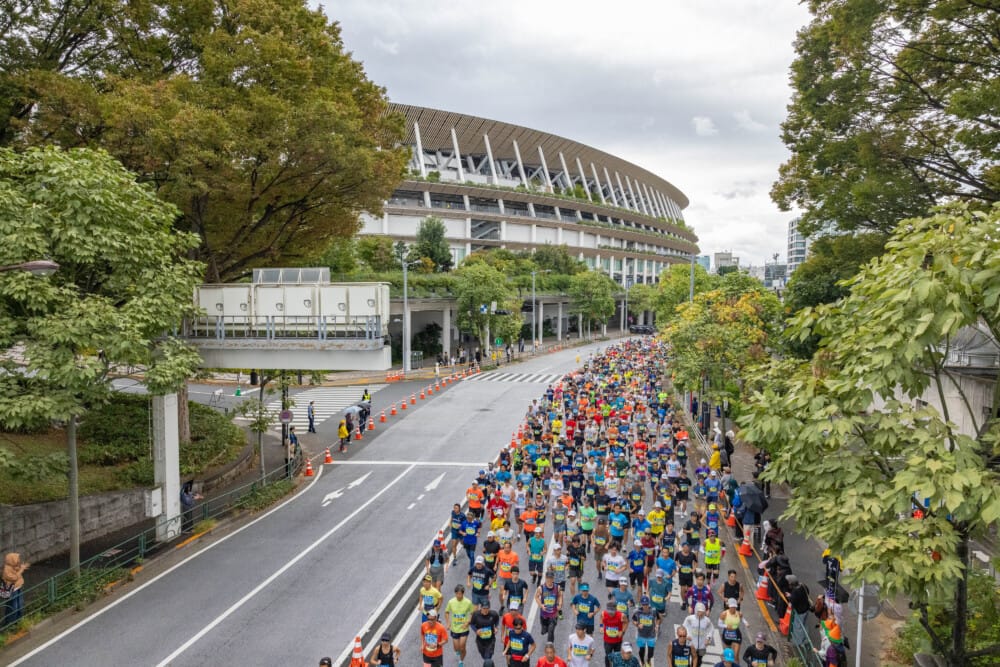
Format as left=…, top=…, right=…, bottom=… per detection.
left=1, top=0, right=407, bottom=281
left=453, top=262, right=520, bottom=351
left=662, top=272, right=782, bottom=414
left=356, top=236, right=399, bottom=273
left=740, top=204, right=1000, bottom=665
left=773, top=0, right=1000, bottom=237
left=568, top=271, right=618, bottom=334
left=412, top=217, right=453, bottom=272
left=529, top=245, right=586, bottom=275
left=651, top=263, right=716, bottom=324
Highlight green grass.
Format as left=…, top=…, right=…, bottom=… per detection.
left=0, top=395, right=246, bottom=505
left=236, top=479, right=295, bottom=512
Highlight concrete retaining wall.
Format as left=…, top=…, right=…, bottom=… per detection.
left=0, top=488, right=148, bottom=564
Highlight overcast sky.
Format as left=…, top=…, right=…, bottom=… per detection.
left=319, top=0, right=813, bottom=268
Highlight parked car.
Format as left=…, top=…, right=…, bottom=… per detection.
left=628, top=324, right=657, bottom=335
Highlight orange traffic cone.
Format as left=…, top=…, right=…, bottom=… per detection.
left=779, top=608, right=791, bottom=636
left=349, top=636, right=365, bottom=667
left=738, top=532, right=754, bottom=556
left=420, top=388, right=425, bottom=400
left=324, top=448, right=333, bottom=464
left=435, top=380, right=441, bottom=391
left=428, top=384, right=434, bottom=395
left=410, top=393, right=416, bottom=405
left=726, top=509, right=737, bottom=528
left=510, top=434, right=517, bottom=449
left=755, top=574, right=771, bottom=601
left=390, top=403, right=397, bottom=416
left=380, top=410, right=386, bottom=423
left=401, top=400, right=408, bottom=411
left=304, top=459, right=314, bottom=477
left=355, top=427, right=362, bottom=440
left=368, top=417, right=375, bottom=431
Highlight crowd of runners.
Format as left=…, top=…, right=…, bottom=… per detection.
left=393, top=338, right=791, bottom=667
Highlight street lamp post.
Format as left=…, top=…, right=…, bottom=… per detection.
left=397, top=246, right=421, bottom=374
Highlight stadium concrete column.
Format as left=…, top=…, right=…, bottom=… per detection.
left=538, top=301, right=544, bottom=342
left=557, top=301, right=563, bottom=341
left=512, top=139, right=529, bottom=187
left=642, top=183, right=660, bottom=217
left=558, top=152, right=573, bottom=192
left=590, top=163, right=607, bottom=204
left=442, top=308, right=451, bottom=358
left=153, top=393, right=182, bottom=542
left=413, top=121, right=431, bottom=207
left=537, top=146, right=554, bottom=193
left=603, top=166, right=620, bottom=206
left=575, top=157, right=592, bottom=201
left=483, top=133, right=500, bottom=185
left=614, top=171, right=630, bottom=210
left=625, top=175, right=646, bottom=216
left=450, top=127, right=465, bottom=181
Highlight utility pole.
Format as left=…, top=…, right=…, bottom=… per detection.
left=531, top=270, right=537, bottom=352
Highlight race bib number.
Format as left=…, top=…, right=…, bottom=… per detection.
left=606, top=627, right=620, bottom=638
left=424, top=633, right=439, bottom=650
left=477, top=627, right=493, bottom=639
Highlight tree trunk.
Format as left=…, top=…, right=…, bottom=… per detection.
left=952, top=530, right=970, bottom=665
left=178, top=384, right=191, bottom=444
left=66, top=416, right=81, bottom=578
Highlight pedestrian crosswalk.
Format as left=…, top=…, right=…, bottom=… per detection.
left=235, top=385, right=385, bottom=432
left=463, top=372, right=564, bottom=384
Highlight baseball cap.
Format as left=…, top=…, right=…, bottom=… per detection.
left=554, top=543, right=562, bottom=550
left=569, top=510, right=576, bottom=515
left=621, top=642, right=633, bottom=654
left=380, top=633, right=392, bottom=642
left=723, top=648, right=736, bottom=661
left=695, top=602, right=706, bottom=613
left=509, top=600, right=520, bottom=610
left=475, top=555, right=485, bottom=564
left=479, top=599, right=490, bottom=607
left=640, top=595, right=651, bottom=605
left=514, top=617, right=525, bottom=627
left=654, top=501, right=662, bottom=508
left=487, top=530, right=496, bottom=537
left=634, top=539, right=641, bottom=546
left=423, top=574, right=433, bottom=581
left=636, top=509, right=645, bottom=515
left=618, top=579, right=628, bottom=586
left=580, top=583, right=590, bottom=591
left=755, top=632, right=766, bottom=642
left=655, top=569, right=665, bottom=578
left=728, top=598, right=738, bottom=608
left=427, top=609, right=438, bottom=617
left=320, top=659, right=333, bottom=666
left=786, top=574, right=799, bottom=584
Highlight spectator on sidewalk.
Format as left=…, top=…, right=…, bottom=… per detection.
left=2, top=552, right=29, bottom=627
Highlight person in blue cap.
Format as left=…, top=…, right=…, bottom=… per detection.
left=713, top=647, right=737, bottom=667
left=570, top=582, right=601, bottom=635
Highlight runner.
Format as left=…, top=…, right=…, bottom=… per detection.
left=418, top=574, right=442, bottom=622
left=445, top=584, right=474, bottom=667
left=599, top=593, right=628, bottom=664
left=567, top=623, right=596, bottom=667
left=537, top=642, right=569, bottom=667
left=469, top=599, right=500, bottom=663
left=368, top=633, right=400, bottom=667
left=718, top=570, right=744, bottom=611
left=718, top=598, right=743, bottom=659
left=666, top=626, right=694, bottom=667
left=503, top=616, right=536, bottom=667
left=631, top=596, right=661, bottom=667
left=569, top=582, right=601, bottom=635
left=420, top=609, right=448, bottom=667
left=536, top=570, right=563, bottom=642
left=501, top=565, right=529, bottom=612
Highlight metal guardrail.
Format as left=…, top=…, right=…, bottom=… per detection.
left=0, top=463, right=299, bottom=637
left=184, top=315, right=383, bottom=341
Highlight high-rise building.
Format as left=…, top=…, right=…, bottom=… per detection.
left=359, top=104, right=699, bottom=285
left=787, top=218, right=809, bottom=276
left=713, top=251, right=739, bottom=273
left=696, top=255, right=711, bottom=272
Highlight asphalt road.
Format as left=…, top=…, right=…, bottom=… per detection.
left=6, top=344, right=607, bottom=666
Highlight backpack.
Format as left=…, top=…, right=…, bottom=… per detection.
left=724, top=435, right=735, bottom=457
left=0, top=580, right=14, bottom=599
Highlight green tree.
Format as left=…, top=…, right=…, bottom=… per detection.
left=2, top=0, right=407, bottom=281
left=740, top=204, right=1000, bottom=666
left=528, top=245, right=586, bottom=275
left=453, top=262, right=518, bottom=351
left=357, top=236, right=399, bottom=273
left=568, top=271, right=618, bottom=337
left=773, top=0, right=999, bottom=237
left=662, top=272, right=782, bottom=435
left=411, top=217, right=453, bottom=272
left=320, top=237, right=358, bottom=276
left=651, top=263, right=717, bottom=324
left=0, top=146, right=204, bottom=573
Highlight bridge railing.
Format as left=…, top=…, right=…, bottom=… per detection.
left=183, top=315, right=384, bottom=341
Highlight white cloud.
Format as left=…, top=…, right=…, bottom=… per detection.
left=691, top=116, right=719, bottom=137
left=733, top=110, right=767, bottom=132
left=372, top=38, right=399, bottom=55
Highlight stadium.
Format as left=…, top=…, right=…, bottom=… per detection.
left=361, top=104, right=698, bottom=286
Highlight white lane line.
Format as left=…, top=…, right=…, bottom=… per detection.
left=417, top=494, right=425, bottom=500
left=406, top=503, right=416, bottom=510
left=325, top=460, right=487, bottom=467
left=153, top=464, right=416, bottom=667
left=7, top=465, right=325, bottom=667
left=425, top=472, right=446, bottom=491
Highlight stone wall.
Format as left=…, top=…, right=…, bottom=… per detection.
left=0, top=488, right=148, bottom=564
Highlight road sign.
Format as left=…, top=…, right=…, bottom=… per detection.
left=279, top=409, right=293, bottom=424
left=495, top=337, right=503, bottom=346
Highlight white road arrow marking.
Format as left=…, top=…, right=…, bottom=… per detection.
left=321, top=489, right=344, bottom=507
left=347, top=471, right=372, bottom=489
left=425, top=472, right=446, bottom=492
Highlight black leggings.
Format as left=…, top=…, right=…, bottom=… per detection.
left=540, top=615, right=558, bottom=642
